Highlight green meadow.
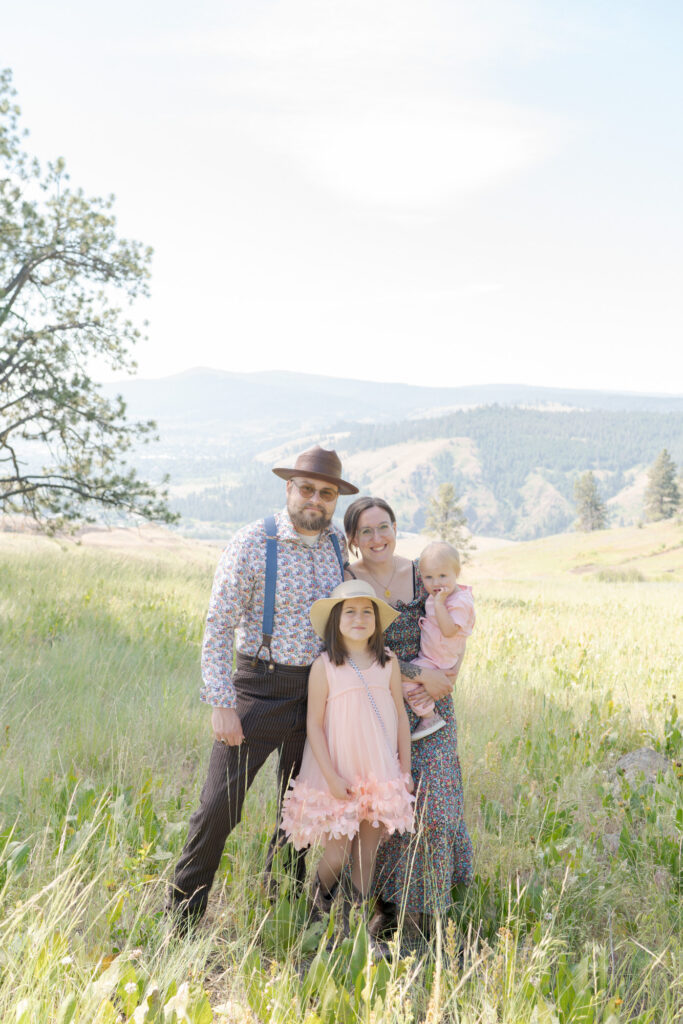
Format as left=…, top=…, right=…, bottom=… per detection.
left=0, top=523, right=681, bottom=1023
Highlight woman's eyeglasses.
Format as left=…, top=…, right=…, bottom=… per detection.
left=358, top=523, right=394, bottom=540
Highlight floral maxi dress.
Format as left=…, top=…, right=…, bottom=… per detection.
left=373, top=567, right=473, bottom=914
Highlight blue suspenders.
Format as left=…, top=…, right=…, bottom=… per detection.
left=329, top=533, right=345, bottom=578
left=253, top=515, right=345, bottom=671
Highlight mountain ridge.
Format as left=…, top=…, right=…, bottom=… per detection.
left=98, top=369, right=683, bottom=541
left=103, top=367, right=683, bottom=424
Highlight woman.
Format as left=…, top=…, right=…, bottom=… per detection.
left=343, top=496, right=473, bottom=933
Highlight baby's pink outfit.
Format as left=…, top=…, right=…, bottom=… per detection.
left=281, top=652, right=414, bottom=850
left=404, top=586, right=475, bottom=715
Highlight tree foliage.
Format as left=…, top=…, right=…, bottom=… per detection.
left=422, top=482, right=475, bottom=562
left=574, top=471, right=608, bottom=532
left=644, top=449, right=680, bottom=521
left=0, top=68, right=175, bottom=532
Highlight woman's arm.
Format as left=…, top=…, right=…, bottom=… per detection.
left=398, top=660, right=454, bottom=700
left=389, top=657, right=413, bottom=789
left=306, top=657, right=352, bottom=800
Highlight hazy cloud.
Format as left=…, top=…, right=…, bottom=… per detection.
left=147, top=0, right=566, bottom=208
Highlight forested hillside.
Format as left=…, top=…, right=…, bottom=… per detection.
left=169, top=405, right=683, bottom=539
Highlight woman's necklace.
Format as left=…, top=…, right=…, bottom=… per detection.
left=362, top=558, right=398, bottom=599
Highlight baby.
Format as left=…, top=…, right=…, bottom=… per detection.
left=404, top=541, right=476, bottom=741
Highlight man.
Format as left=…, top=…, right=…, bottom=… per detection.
left=167, top=445, right=358, bottom=928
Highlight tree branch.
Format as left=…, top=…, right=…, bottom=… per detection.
left=0, top=70, right=168, bottom=531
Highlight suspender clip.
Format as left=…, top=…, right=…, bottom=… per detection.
left=253, top=636, right=275, bottom=672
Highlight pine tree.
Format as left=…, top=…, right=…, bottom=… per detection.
left=644, top=449, right=680, bottom=520
left=1, top=68, right=175, bottom=532
left=574, top=471, right=608, bottom=531
left=422, top=483, right=475, bottom=562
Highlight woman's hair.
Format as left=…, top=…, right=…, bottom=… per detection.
left=419, top=540, right=461, bottom=577
left=343, top=496, right=397, bottom=556
left=324, top=600, right=390, bottom=667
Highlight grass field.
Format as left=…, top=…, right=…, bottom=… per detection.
left=0, top=523, right=681, bottom=1023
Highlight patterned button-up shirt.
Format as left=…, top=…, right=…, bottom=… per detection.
left=200, top=509, right=348, bottom=708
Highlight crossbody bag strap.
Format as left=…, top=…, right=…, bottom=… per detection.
left=347, top=657, right=396, bottom=759
left=254, top=515, right=278, bottom=672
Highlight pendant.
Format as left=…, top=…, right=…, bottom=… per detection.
left=384, top=588, right=391, bottom=598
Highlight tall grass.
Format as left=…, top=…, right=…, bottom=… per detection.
left=1, top=540, right=681, bottom=1021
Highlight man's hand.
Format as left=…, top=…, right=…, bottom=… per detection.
left=212, top=707, right=244, bottom=746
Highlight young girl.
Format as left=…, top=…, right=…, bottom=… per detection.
left=281, top=579, right=414, bottom=917
left=404, top=541, right=476, bottom=740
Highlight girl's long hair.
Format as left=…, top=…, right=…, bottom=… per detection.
left=324, top=601, right=390, bottom=667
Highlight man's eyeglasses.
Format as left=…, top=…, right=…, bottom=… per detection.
left=291, top=479, right=339, bottom=502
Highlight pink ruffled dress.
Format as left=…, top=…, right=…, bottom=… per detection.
left=281, top=652, right=414, bottom=850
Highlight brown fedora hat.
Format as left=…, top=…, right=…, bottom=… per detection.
left=272, top=445, right=358, bottom=495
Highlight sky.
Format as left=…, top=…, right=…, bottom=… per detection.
left=4, top=0, right=683, bottom=393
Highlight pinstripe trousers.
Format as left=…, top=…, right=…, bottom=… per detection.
left=168, top=654, right=310, bottom=921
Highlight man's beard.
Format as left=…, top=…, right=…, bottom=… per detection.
left=288, top=504, right=332, bottom=532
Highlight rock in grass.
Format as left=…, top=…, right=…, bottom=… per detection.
left=612, top=747, right=672, bottom=787
left=601, top=832, right=620, bottom=856
left=600, top=748, right=674, bottom=857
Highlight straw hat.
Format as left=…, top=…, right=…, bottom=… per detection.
left=309, top=579, right=399, bottom=638
left=272, top=445, right=358, bottom=495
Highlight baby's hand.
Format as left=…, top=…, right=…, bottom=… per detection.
left=433, top=587, right=450, bottom=604
left=329, top=775, right=353, bottom=801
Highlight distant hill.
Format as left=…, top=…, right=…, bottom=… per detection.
left=105, top=368, right=683, bottom=428
left=468, top=517, right=683, bottom=583
left=337, top=405, right=683, bottom=538
left=101, top=369, right=683, bottom=541
left=4, top=517, right=679, bottom=583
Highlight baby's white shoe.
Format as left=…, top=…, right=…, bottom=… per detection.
left=411, top=713, right=446, bottom=741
